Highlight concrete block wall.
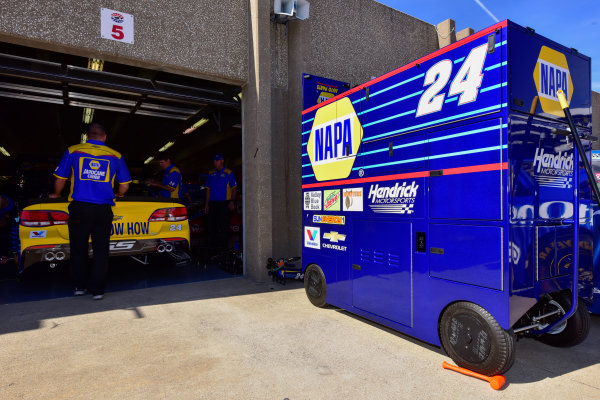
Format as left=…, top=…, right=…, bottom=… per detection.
left=0, top=0, right=248, bottom=84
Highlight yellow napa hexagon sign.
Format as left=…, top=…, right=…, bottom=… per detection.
left=307, top=97, right=363, bottom=181
left=533, top=46, right=573, bottom=117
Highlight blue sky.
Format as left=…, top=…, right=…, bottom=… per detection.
left=377, top=0, right=600, bottom=92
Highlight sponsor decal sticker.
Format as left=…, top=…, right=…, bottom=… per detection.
left=343, top=187, right=363, bottom=211
left=533, top=46, right=573, bottom=117
left=368, top=181, right=419, bottom=214
left=304, top=226, right=320, bottom=249
left=312, top=215, right=345, bottom=225
left=323, top=231, right=346, bottom=243
left=307, top=97, right=364, bottom=181
left=324, top=189, right=340, bottom=211
left=29, top=230, right=47, bottom=238
left=533, top=147, right=573, bottom=188
left=303, top=191, right=322, bottom=211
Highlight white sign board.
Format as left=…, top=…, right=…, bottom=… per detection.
left=101, top=8, right=134, bottom=44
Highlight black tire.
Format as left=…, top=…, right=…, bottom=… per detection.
left=439, top=301, right=515, bottom=376
left=304, top=264, right=327, bottom=308
left=537, top=294, right=590, bottom=347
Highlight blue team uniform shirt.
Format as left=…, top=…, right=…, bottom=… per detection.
left=206, top=168, right=237, bottom=201
left=160, top=165, right=182, bottom=199
left=54, top=139, right=131, bottom=206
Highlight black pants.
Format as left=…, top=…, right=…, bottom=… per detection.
left=68, top=201, right=113, bottom=295
left=207, top=201, right=229, bottom=253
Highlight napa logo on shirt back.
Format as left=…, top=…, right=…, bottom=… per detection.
left=307, top=97, right=363, bottom=181
left=533, top=46, right=573, bottom=117
left=80, top=157, right=110, bottom=182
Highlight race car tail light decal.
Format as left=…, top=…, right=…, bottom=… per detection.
left=20, top=210, right=69, bottom=227
left=148, top=207, right=187, bottom=222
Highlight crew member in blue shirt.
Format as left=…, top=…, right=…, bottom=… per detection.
left=146, top=153, right=182, bottom=199
left=205, top=154, right=237, bottom=254
left=50, top=123, right=131, bottom=300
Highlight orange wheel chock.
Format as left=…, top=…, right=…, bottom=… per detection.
left=442, top=361, right=506, bottom=390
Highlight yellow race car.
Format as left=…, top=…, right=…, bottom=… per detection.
left=18, top=197, right=190, bottom=272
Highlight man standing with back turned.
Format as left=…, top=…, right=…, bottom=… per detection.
left=50, top=123, right=131, bottom=300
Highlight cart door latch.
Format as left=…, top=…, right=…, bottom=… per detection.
left=352, top=264, right=361, bottom=270
left=416, top=232, right=426, bottom=253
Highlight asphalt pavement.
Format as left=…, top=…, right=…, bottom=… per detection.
left=0, top=277, right=599, bottom=400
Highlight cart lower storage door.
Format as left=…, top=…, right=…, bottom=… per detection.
left=352, top=220, right=412, bottom=327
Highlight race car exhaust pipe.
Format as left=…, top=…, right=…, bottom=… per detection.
left=55, top=251, right=66, bottom=261
left=44, top=252, right=56, bottom=261
left=157, top=244, right=166, bottom=253
left=165, top=244, right=174, bottom=253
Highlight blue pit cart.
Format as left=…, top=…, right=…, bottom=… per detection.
left=301, top=20, right=595, bottom=375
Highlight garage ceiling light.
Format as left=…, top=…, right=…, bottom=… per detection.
left=158, top=141, right=175, bottom=152
left=0, top=146, right=11, bottom=157
left=183, top=118, right=209, bottom=134
left=82, top=107, right=94, bottom=124
left=87, top=58, right=104, bottom=71
left=144, top=156, right=154, bottom=165
left=81, top=58, right=104, bottom=125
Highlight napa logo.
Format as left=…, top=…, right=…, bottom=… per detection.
left=533, top=46, right=573, bottom=117
left=89, top=160, right=101, bottom=170
left=307, top=97, right=363, bottom=181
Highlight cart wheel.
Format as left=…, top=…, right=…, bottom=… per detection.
left=537, top=293, right=590, bottom=347
left=439, top=302, right=515, bottom=376
left=304, top=264, right=327, bottom=308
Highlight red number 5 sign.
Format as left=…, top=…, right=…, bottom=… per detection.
left=101, top=8, right=134, bottom=44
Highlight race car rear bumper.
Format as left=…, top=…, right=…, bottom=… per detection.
left=20, top=237, right=189, bottom=271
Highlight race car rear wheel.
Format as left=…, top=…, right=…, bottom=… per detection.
left=304, top=264, right=327, bottom=308
left=439, top=301, right=515, bottom=376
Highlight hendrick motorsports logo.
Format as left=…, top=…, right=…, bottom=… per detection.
left=533, top=147, right=573, bottom=189
left=307, top=97, right=364, bottom=181
left=533, top=46, right=573, bottom=117
left=368, top=181, right=419, bottom=214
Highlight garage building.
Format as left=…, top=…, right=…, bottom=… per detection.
left=0, top=0, right=500, bottom=280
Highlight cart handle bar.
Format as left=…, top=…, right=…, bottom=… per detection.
left=533, top=89, right=593, bottom=335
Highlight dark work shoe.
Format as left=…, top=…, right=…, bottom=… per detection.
left=92, top=294, right=104, bottom=301
left=74, top=289, right=87, bottom=296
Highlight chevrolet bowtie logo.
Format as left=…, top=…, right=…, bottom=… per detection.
left=113, top=215, right=123, bottom=221
left=323, top=231, right=346, bottom=243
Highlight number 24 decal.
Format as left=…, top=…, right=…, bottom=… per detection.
left=169, top=224, right=182, bottom=231
left=416, top=43, right=488, bottom=117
